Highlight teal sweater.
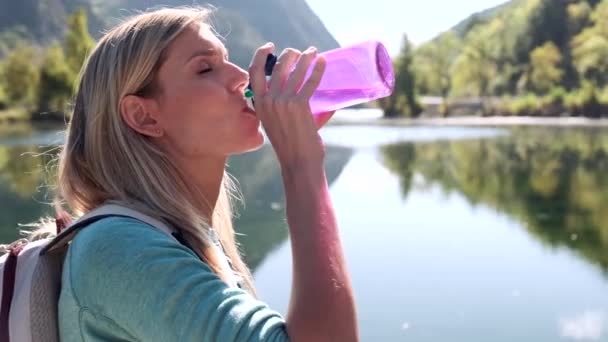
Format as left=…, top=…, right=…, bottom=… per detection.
left=58, top=216, right=289, bottom=341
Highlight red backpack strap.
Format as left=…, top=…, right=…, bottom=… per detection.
left=55, top=211, right=72, bottom=235
left=0, top=240, right=27, bottom=342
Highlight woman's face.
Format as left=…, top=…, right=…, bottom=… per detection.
left=150, top=23, right=264, bottom=159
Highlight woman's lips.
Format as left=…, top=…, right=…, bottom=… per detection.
left=242, top=106, right=257, bottom=117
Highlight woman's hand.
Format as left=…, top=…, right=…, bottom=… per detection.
left=248, top=43, right=329, bottom=170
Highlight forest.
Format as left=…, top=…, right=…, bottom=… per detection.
left=383, top=0, right=608, bottom=118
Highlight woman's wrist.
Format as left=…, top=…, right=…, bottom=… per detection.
left=281, top=161, right=326, bottom=187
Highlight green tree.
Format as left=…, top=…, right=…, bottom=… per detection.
left=379, top=35, right=420, bottom=118
left=36, top=44, right=73, bottom=115
left=0, top=61, right=6, bottom=107
left=0, top=26, right=29, bottom=57
left=451, top=23, right=498, bottom=98
left=414, top=31, right=460, bottom=116
left=568, top=1, right=593, bottom=36
left=0, top=88, right=6, bottom=109
left=64, top=9, right=94, bottom=76
left=527, top=0, right=570, bottom=54
left=2, top=45, right=39, bottom=108
left=529, top=41, right=564, bottom=93
left=572, top=0, right=608, bottom=87
left=454, top=1, right=541, bottom=94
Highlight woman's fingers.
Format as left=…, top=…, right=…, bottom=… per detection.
left=248, top=42, right=275, bottom=98
left=268, top=48, right=301, bottom=96
left=298, top=56, right=327, bottom=99
left=250, top=45, right=324, bottom=100
left=285, top=47, right=318, bottom=95
left=251, top=46, right=328, bottom=169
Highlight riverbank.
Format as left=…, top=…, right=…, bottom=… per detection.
left=330, top=109, right=608, bottom=127
left=3, top=108, right=608, bottom=130
left=0, top=108, right=29, bottom=124
left=0, top=108, right=68, bottom=126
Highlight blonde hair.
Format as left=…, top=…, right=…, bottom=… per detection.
left=43, top=7, right=256, bottom=294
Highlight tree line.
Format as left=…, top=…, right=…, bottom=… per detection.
left=4, top=1, right=608, bottom=120
left=0, top=9, right=93, bottom=121
left=383, top=0, right=608, bottom=118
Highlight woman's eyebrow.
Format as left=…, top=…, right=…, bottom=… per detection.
left=185, top=47, right=228, bottom=64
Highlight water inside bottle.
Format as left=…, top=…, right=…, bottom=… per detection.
left=310, top=87, right=392, bottom=114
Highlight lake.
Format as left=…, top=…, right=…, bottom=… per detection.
left=0, top=113, right=607, bottom=341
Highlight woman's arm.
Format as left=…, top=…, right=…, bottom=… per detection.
left=249, top=43, right=359, bottom=342
left=282, top=164, right=358, bottom=342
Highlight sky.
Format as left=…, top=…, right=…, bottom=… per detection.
left=306, top=0, right=510, bottom=56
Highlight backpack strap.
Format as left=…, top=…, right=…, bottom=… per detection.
left=0, top=240, right=27, bottom=342
left=41, top=203, right=177, bottom=255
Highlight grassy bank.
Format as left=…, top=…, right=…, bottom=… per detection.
left=0, top=108, right=29, bottom=124
left=0, top=107, right=67, bottom=124
left=486, top=87, right=608, bottom=118
left=419, top=87, right=608, bottom=118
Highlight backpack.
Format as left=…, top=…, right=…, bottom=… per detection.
left=0, top=203, right=179, bottom=342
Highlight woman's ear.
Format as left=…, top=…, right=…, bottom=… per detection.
left=119, top=95, right=164, bottom=137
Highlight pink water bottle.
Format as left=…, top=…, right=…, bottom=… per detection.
left=246, top=41, right=395, bottom=115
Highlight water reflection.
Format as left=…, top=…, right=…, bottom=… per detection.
left=229, top=144, right=354, bottom=270
left=0, top=137, right=354, bottom=274
left=381, top=127, right=608, bottom=274
left=0, top=144, right=53, bottom=243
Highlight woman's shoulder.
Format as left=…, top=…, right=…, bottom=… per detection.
left=61, top=217, right=289, bottom=342
left=68, top=216, right=190, bottom=264
left=68, top=214, right=202, bottom=265
left=70, top=215, right=177, bottom=253
left=64, top=216, right=205, bottom=301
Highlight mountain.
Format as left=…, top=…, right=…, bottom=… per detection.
left=0, top=0, right=340, bottom=67
left=450, top=1, right=514, bottom=38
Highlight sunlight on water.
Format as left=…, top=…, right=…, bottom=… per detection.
left=559, top=311, right=606, bottom=341
left=0, top=130, right=65, bottom=146
left=332, top=108, right=384, bottom=121
left=320, top=125, right=507, bottom=147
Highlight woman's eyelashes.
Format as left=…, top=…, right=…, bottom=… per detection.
left=197, top=55, right=228, bottom=75
left=197, top=61, right=212, bottom=74
left=198, top=67, right=212, bottom=74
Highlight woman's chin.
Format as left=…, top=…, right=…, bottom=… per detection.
left=237, top=132, right=265, bottom=154
left=251, top=133, right=265, bottom=149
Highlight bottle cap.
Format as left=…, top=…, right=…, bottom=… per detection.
left=245, top=53, right=278, bottom=102
left=264, top=54, right=277, bottom=76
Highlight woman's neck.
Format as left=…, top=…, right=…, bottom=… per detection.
left=177, top=155, right=227, bottom=224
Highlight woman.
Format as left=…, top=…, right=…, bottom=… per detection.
left=52, top=6, right=358, bottom=342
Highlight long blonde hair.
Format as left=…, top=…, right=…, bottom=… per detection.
left=47, top=7, right=256, bottom=294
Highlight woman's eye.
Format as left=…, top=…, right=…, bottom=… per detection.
left=198, top=68, right=212, bottom=74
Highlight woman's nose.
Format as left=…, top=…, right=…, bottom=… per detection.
left=228, top=62, right=250, bottom=93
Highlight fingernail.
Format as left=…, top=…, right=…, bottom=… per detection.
left=266, top=42, right=274, bottom=48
